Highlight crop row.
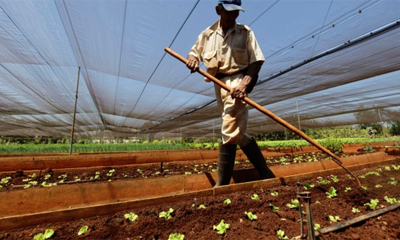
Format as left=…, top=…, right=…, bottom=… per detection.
left=20, top=164, right=400, bottom=240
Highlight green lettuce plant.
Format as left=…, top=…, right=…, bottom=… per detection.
left=124, top=212, right=138, bottom=222
left=168, top=233, right=185, bottom=240
left=326, top=186, right=337, bottom=198
left=364, top=199, right=379, bottom=210
left=159, top=208, right=174, bottom=220
left=244, top=211, right=257, bottom=220
left=33, top=229, right=55, bottom=240
left=213, top=219, right=229, bottom=235
left=78, top=226, right=89, bottom=236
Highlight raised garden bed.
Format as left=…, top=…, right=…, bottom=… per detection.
left=0, top=144, right=399, bottom=239
left=0, top=158, right=399, bottom=239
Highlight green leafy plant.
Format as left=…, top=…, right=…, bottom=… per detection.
left=286, top=199, right=300, bottom=209
left=277, top=229, right=289, bottom=239
left=328, top=215, right=341, bottom=223
left=223, top=198, right=231, bottom=204
left=270, top=191, right=279, bottom=196
left=326, top=186, right=337, bottom=198
left=1, top=176, right=11, bottom=184
left=344, top=187, right=352, bottom=193
left=198, top=204, right=206, bottom=209
left=384, top=196, right=398, bottom=204
left=322, top=138, right=344, bottom=154
left=352, top=207, right=360, bottom=213
left=303, top=183, right=315, bottom=189
left=244, top=211, right=257, bottom=220
left=365, top=171, right=380, bottom=177
left=314, top=223, right=321, bottom=230
left=331, top=175, right=339, bottom=183
left=388, top=178, right=398, bottom=185
left=33, top=229, right=55, bottom=240
left=250, top=193, right=260, bottom=201
left=364, top=199, right=379, bottom=210
left=270, top=204, right=280, bottom=213
left=124, top=212, right=138, bottom=222
left=317, top=177, right=330, bottom=185
left=78, top=226, right=89, bottom=236
left=159, top=208, right=174, bottom=220
left=168, top=233, right=185, bottom=240
left=213, top=219, right=230, bottom=235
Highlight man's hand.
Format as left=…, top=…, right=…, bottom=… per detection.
left=186, top=55, right=199, bottom=73
left=230, top=75, right=252, bottom=99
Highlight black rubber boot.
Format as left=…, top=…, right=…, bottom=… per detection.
left=215, top=143, right=237, bottom=187
left=240, top=138, right=275, bottom=179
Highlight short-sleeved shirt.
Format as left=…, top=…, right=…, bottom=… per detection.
left=189, top=19, right=265, bottom=79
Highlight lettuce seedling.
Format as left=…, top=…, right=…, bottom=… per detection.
left=328, top=215, right=340, bottom=223
left=303, top=183, right=315, bottom=189
left=317, top=177, right=330, bottom=185
left=251, top=193, right=260, bottom=201
left=344, top=187, right=352, bottom=193
left=213, top=219, right=230, bottom=235
left=124, top=212, right=138, bottom=222
left=198, top=204, right=206, bottom=209
left=277, top=229, right=288, bottom=239
left=159, top=208, right=174, bottom=220
left=352, top=207, right=360, bottom=213
left=223, top=198, right=231, bottom=204
left=245, top=211, right=257, bottom=220
left=314, top=223, right=321, bottom=230
left=331, top=175, right=339, bottom=183
left=271, top=191, right=279, bottom=196
left=1, top=177, right=11, bottom=184
left=270, top=204, right=279, bottom=213
left=364, top=199, right=379, bottom=210
left=168, top=233, right=185, bottom=240
left=33, top=229, right=55, bottom=240
left=388, top=178, right=398, bottom=185
left=326, top=186, right=337, bottom=198
left=78, top=226, right=89, bottom=236
left=286, top=199, right=299, bottom=209
left=384, top=196, right=398, bottom=204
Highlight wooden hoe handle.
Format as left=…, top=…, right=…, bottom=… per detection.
left=165, top=47, right=361, bottom=187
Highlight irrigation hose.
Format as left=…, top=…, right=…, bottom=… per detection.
left=315, top=202, right=400, bottom=236
left=165, top=47, right=361, bottom=187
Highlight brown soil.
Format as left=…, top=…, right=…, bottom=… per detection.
left=0, top=152, right=399, bottom=239
left=0, top=152, right=359, bottom=191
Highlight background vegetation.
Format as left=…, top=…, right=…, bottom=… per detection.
left=0, top=122, right=399, bottom=154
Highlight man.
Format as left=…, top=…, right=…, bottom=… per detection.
left=186, top=0, right=275, bottom=186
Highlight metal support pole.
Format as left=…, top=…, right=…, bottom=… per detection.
left=298, top=191, right=316, bottom=240
left=296, top=181, right=306, bottom=239
left=296, top=99, right=301, bottom=131
left=69, top=67, right=81, bottom=155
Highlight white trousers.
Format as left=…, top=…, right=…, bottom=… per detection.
left=214, top=73, right=252, bottom=147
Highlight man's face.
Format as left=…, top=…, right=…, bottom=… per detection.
left=219, top=7, right=239, bottom=29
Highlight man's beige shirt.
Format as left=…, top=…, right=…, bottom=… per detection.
left=189, top=19, right=265, bottom=80
left=188, top=20, right=265, bottom=145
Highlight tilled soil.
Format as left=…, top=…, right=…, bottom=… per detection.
left=0, top=152, right=359, bottom=191
left=0, top=156, right=399, bottom=240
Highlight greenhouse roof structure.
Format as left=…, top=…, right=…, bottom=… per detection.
left=1, top=0, right=400, bottom=138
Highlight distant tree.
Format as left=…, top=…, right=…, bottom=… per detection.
left=389, top=121, right=400, bottom=136
left=358, top=122, right=383, bottom=135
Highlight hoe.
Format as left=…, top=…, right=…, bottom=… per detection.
left=165, top=47, right=361, bottom=187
